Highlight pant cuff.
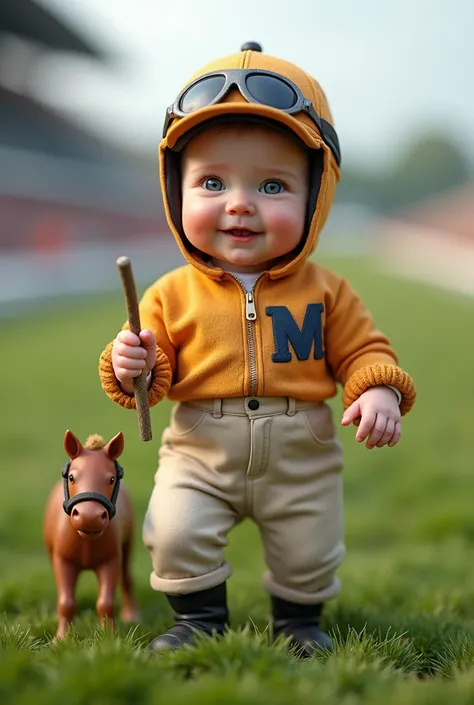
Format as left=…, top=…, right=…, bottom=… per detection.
left=263, top=571, right=341, bottom=604
left=150, top=561, right=232, bottom=595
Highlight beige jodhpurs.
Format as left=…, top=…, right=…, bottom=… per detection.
left=142, top=397, right=345, bottom=605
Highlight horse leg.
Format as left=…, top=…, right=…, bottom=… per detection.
left=52, top=554, right=79, bottom=639
left=119, top=537, right=140, bottom=622
left=95, top=558, right=120, bottom=629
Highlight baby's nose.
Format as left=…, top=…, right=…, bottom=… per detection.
left=225, top=194, right=256, bottom=215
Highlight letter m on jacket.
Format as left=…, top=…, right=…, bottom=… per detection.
left=266, top=304, right=324, bottom=362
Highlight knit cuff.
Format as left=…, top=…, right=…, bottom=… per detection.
left=98, top=341, right=172, bottom=409
left=342, top=364, right=416, bottom=416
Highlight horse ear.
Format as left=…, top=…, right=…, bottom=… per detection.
left=64, top=430, right=83, bottom=459
left=104, top=432, right=124, bottom=461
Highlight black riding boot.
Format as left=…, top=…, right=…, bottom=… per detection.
left=150, top=583, right=229, bottom=653
left=271, top=595, right=332, bottom=658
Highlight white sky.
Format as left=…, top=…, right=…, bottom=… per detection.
left=33, top=0, right=474, bottom=169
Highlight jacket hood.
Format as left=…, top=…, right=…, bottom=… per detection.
left=159, top=46, right=341, bottom=279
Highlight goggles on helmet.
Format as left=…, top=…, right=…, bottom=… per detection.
left=163, top=68, right=341, bottom=166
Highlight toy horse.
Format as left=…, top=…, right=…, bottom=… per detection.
left=44, top=430, right=140, bottom=638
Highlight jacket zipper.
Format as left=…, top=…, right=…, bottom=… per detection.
left=231, top=275, right=262, bottom=396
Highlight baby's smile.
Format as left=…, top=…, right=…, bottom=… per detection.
left=221, top=228, right=261, bottom=241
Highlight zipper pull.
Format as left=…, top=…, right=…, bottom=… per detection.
left=245, top=291, right=257, bottom=321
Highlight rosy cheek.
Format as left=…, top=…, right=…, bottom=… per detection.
left=266, top=207, right=304, bottom=235
left=182, top=199, right=215, bottom=236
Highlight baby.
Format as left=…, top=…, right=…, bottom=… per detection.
left=99, top=42, right=416, bottom=657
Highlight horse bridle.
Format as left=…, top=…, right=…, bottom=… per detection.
left=61, top=459, right=124, bottom=520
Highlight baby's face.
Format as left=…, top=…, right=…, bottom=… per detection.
left=181, top=123, right=309, bottom=273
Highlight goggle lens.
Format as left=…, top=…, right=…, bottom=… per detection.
left=166, top=69, right=340, bottom=166
left=179, top=75, right=226, bottom=113
left=245, top=74, right=298, bottom=110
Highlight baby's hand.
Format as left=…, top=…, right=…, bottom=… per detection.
left=341, top=386, right=401, bottom=449
left=112, top=329, right=157, bottom=393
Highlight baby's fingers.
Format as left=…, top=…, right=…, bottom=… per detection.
left=112, top=330, right=147, bottom=383
left=355, top=411, right=377, bottom=444
left=115, top=355, right=146, bottom=371
left=139, top=328, right=156, bottom=348
left=364, top=414, right=388, bottom=449
left=113, top=352, right=146, bottom=379
left=115, top=341, right=147, bottom=361
left=375, top=419, right=395, bottom=448
left=388, top=421, right=402, bottom=447
left=116, top=329, right=142, bottom=347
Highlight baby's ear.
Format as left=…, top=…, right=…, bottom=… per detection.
left=104, top=432, right=124, bottom=461
left=64, top=430, right=83, bottom=459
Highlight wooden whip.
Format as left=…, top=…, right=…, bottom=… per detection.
left=116, top=256, right=152, bottom=442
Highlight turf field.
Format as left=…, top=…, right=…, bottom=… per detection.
left=1, top=256, right=473, bottom=704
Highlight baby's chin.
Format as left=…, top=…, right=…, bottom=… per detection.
left=212, top=256, right=272, bottom=274
left=201, top=246, right=292, bottom=273
left=222, top=249, right=295, bottom=273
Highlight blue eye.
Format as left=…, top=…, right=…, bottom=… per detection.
left=260, top=181, right=284, bottom=195
left=203, top=177, right=224, bottom=191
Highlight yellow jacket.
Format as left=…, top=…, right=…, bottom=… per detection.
left=99, top=260, right=415, bottom=414
left=99, top=46, right=416, bottom=415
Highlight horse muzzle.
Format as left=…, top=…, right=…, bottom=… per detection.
left=69, top=499, right=110, bottom=536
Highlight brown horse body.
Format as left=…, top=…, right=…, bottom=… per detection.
left=43, top=430, right=140, bottom=638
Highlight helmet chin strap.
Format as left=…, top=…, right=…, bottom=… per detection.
left=61, top=459, right=124, bottom=520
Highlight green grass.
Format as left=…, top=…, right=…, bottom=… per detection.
left=1, top=255, right=474, bottom=703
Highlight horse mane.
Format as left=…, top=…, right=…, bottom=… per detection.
left=85, top=434, right=105, bottom=450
